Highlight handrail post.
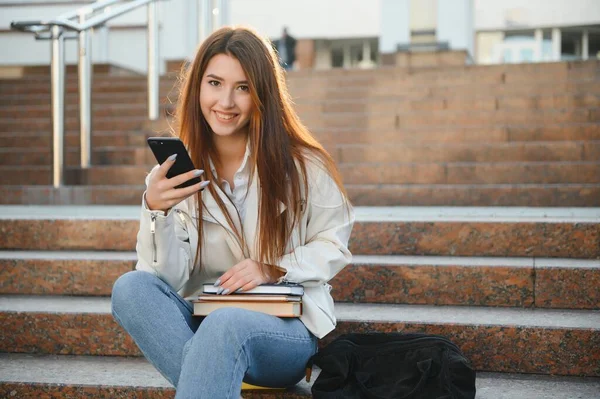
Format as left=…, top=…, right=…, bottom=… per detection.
left=78, top=10, right=92, bottom=168
left=51, top=25, right=65, bottom=188
left=147, top=0, right=159, bottom=120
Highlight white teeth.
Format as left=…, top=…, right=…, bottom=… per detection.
left=215, top=112, right=235, bottom=120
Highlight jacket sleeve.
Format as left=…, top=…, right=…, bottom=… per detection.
left=135, top=167, right=194, bottom=292
left=276, top=164, right=355, bottom=287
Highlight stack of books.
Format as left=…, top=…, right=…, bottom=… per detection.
left=193, top=282, right=304, bottom=318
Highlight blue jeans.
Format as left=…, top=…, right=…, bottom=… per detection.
left=111, top=270, right=318, bottom=399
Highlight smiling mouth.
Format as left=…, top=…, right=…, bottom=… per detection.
left=214, top=111, right=237, bottom=121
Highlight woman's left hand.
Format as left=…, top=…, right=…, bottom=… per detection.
left=215, top=259, right=284, bottom=294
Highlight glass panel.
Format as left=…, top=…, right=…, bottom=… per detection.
left=589, top=32, right=600, bottom=59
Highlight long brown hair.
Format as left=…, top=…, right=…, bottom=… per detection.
left=174, top=26, right=347, bottom=275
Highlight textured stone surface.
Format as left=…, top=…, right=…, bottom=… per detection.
left=0, top=186, right=145, bottom=205
left=0, top=147, right=153, bottom=167
left=350, top=221, right=600, bottom=259
left=1, top=218, right=598, bottom=259
left=337, top=142, right=588, bottom=164
left=535, top=261, right=600, bottom=309
left=0, top=219, right=138, bottom=251
left=339, top=162, right=600, bottom=185
left=2, top=254, right=598, bottom=310
left=0, top=257, right=134, bottom=296
left=346, top=184, right=600, bottom=207
left=2, top=301, right=599, bottom=376
left=2, top=353, right=600, bottom=399
left=2, top=184, right=599, bottom=207
left=333, top=262, right=534, bottom=307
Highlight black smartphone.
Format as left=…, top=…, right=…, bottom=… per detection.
left=147, top=137, right=202, bottom=189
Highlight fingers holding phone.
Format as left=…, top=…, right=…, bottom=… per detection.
left=146, top=160, right=209, bottom=212
left=145, top=138, right=211, bottom=213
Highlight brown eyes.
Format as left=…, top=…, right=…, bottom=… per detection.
left=207, top=80, right=248, bottom=92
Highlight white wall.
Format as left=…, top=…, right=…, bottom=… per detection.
left=228, top=0, right=380, bottom=39
left=475, top=0, right=600, bottom=30
left=438, top=0, right=474, bottom=58
left=380, top=0, right=410, bottom=53
left=1, top=0, right=598, bottom=72
left=1, top=0, right=381, bottom=73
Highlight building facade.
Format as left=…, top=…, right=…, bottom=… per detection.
left=0, top=0, right=598, bottom=74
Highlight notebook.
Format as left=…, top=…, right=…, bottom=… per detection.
left=202, top=282, right=304, bottom=296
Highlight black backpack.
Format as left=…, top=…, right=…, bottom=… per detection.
left=307, top=333, right=476, bottom=399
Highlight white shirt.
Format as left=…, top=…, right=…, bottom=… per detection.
left=209, top=142, right=252, bottom=222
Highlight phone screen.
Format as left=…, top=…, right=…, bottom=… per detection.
left=147, top=137, right=202, bottom=189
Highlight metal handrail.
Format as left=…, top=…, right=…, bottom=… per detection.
left=10, top=0, right=162, bottom=188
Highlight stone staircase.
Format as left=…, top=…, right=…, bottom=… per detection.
left=0, top=61, right=599, bottom=206
left=1, top=61, right=599, bottom=398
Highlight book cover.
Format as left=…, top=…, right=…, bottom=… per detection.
left=202, top=282, right=304, bottom=296
left=197, top=294, right=302, bottom=302
left=193, top=300, right=302, bottom=317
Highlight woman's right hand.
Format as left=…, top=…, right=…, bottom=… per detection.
left=145, top=154, right=210, bottom=213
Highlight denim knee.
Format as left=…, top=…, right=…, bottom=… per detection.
left=111, top=270, right=156, bottom=315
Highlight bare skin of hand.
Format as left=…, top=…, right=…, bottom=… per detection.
left=145, top=154, right=210, bottom=213
left=215, top=259, right=286, bottom=294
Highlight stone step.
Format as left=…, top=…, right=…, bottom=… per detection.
left=3, top=60, right=597, bottom=91
left=2, top=107, right=597, bottom=133
left=0, top=131, right=153, bottom=148
left=300, top=108, right=599, bottom=131
left=0, top=165, right=150, bottom=185
left=5, top=63, right=140, bottom=77
left=2, top=141, right=597, bottom=166
left=3, top=83, right=599, bottom=112
left=0, top=103, right=172, bottom=119
left=0, top=185, right=146, bottom=206
left=0, top=116, right=149, bottom=133
left=1, top=71, right=595, bottom=98
left=287, top=82, right=600, bottom=104
left=344, top=183, right=600, bottom=207
left=0, top=92, right=162, bottom=106
left=2, top=77, right=598, bottom=108
left=339, top=161, right=600, bottom=185
left=313, top=123, right=600, bottom=145
left=298, top=93, right=600, bottom=113
left=1, top=251, right=597, bottom=309
left=0, top=146, right=154, bottom=166
left=1, top=183, right=599, bottom=207
left=0, top=81, right=179, bottom=95
left=3, top=92, right=600, bottom=119
left=0, top=206, right=597, bottom=258
left=2, top=161, right=598, bottom=186
left=11, top=58, right=599, bottom=80
left=5, top=124, right=599, bottom=152
left=0, top=296, right=598, bottom=376
left=335, top=141, right=600, bottom=163
left=1, top=353, right=600, bottom=399
left=291, top=80, right=600, bottom=100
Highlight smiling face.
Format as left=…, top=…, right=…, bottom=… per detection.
left=200, top=53, right=254, bottom=140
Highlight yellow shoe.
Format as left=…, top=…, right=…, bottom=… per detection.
left=241, top=382, right=285, bottom=390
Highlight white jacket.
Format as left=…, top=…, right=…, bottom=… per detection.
left=135, top=160, right=355, bottom=339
